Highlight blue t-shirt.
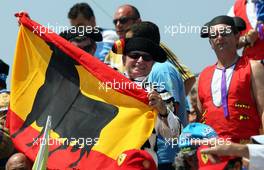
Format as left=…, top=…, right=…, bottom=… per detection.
left=148, top=61, right=187, bottom=126
left=95, top=42, right=113, bottom=62
left=156, top=135, right=179, bottom=164
left=94, top=28, right=118, bottom=62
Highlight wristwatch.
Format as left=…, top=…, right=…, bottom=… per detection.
left=159, top=110, right=168, bottom=118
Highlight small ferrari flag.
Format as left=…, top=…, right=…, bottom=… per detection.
left=7, top=12, right=156, bottom=169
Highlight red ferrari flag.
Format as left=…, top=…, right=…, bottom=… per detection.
left=7, top=12, right=156, bottom=169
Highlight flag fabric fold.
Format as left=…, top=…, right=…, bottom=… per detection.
left=7, top=12, right=156, bottom=169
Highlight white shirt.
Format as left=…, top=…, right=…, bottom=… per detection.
left=247, top=144, right=264, bottom=170
left=211, top=65, right=235, bottom=107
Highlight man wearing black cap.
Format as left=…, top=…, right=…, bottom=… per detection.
left=122, top=22, right=187, bottom=170
left=198, top=15, right=264, bottom=144
left=118, top=23, right=183, bottom=169
left=122, top=37, right=169, bottom=121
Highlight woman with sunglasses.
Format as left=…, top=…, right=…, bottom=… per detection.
left=117, top=37, right=183, bottom=170
left=122, top=37, right=169, bottom=116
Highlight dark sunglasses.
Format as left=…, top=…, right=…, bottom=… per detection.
left=126, top=52, right=153, bottom=61
left=113, top=16, right=137, bottom=25
left=209, top=29, right=233, bottom=39
left=70, top=36, right=95, bottom=53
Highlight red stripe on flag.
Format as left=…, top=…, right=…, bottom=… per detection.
left=15, top=12, right=149, bottom=105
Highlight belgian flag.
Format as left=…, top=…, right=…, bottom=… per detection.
left=6, top=12, right=156, bottom=169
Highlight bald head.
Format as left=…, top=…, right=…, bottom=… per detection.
left=6, top=153, right=32, bottom=170
left=113, top=4, right=141, bottom=38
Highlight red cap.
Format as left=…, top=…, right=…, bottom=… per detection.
left=197, top=145, right=230, bottom=170
left=110, top=149, right=157, bottom=170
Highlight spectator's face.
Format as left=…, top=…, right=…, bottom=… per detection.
left=0, top=92, right=9, bottom=109
left=0, top=92, right=9, bottom=125
left=124, top=51, right=154, bottom=79
left=113, top=6, right=139, bottom=38
left=6, top=153, right=32, bottom=170
left=209, top=24, right=239, bottom=53
left=69, top=14, right=97, bottom=55
left=70, top=37, right=96, bottom=55
left=70, top=14, right=95, bottom=27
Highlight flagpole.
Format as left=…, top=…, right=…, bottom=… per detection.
left=33, top=115, right=52, bottom=170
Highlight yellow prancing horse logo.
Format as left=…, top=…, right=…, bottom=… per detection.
left=117, top=153, right=127, bottom=166
left=201, top=153, right=209, bottom=164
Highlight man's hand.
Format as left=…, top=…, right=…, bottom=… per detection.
left=250, top=60, right=264, bottom=130
left=201, top=143, right=249, bottom=160
left=246, top=29, right=259, bottom=47
left=238, top=29, right=259, bottom=49
left=148, top=90, right=167, bottom=116
left=191, top=138, right=235, bottom=163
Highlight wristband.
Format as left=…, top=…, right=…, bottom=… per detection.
left=159, top=113, right=168, bottom=118
left=159, top=109, right=168, bottom=118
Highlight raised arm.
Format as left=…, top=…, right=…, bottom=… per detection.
left=250, top=60, right=264, bottom=129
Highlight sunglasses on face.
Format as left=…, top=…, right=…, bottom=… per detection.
left=126, top=52, right=153, bottom=61
left=113, top=16, right=136, bottom=25
left=70, top=36, right=95, bottom=53
left=209, top=28, right=233, bottom=39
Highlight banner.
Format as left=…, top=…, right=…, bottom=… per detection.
left=7, top=12, right=156, bottom=169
